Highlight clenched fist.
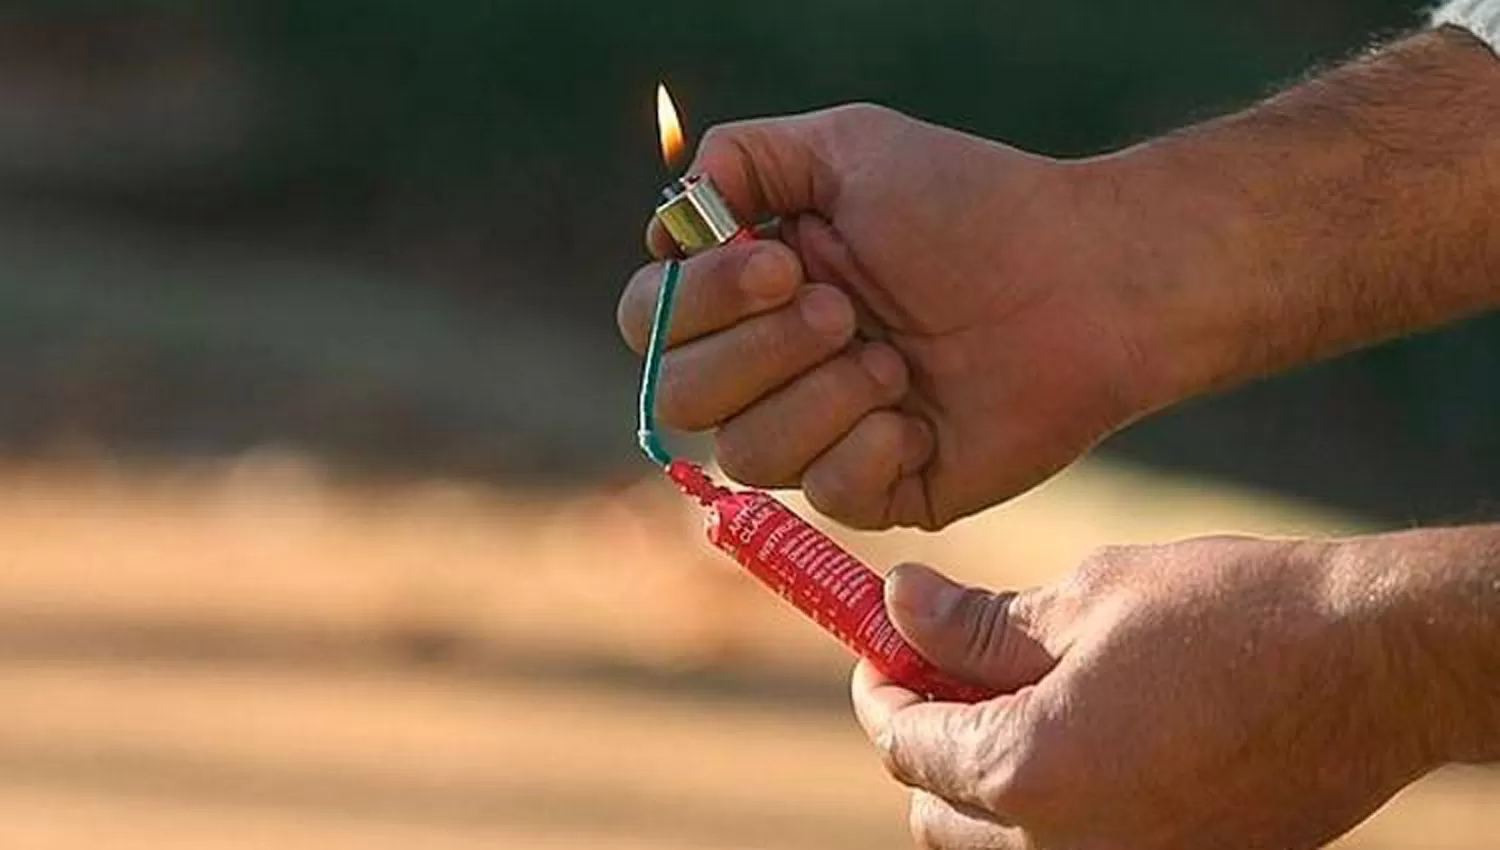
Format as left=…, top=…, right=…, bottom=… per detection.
left=618, top=31, right=1500, bottom=532
left=618, top=104, right=1185, bottom=530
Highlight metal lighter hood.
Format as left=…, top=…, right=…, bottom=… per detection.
left=655, top=174, right=744, bottom=255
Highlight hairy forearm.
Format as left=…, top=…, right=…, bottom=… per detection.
left=1328, top=524, right=1500, bottom=768
left=1098, top=27, right=1500, bottom=406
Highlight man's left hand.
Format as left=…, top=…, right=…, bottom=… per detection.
left=854, top=535, right=1466, bottom=850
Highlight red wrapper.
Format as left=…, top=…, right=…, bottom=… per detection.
left=667, top=461, right=994, bottom=703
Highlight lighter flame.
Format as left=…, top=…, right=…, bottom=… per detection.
left=656, top=83, right=685, bottom=169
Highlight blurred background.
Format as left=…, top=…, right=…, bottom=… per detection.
left=0, top=2, right=1494, bottom=848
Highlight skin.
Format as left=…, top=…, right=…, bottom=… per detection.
left=618, top=28, right=1500, bottom=531
left=616, top=25, right=1500, bottom=850
left=621, top=108, right=1148, bottom=530
left=856, top=528, right=1500, bottom=850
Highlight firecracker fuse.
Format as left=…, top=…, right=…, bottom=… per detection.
left=642, top=85, right=994, bottom=703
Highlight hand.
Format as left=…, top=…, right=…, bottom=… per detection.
left=617, top=104, right=1200, bottom=530
left=618, top=30, right=1500, bottom=532
left=852, top=537, right=1454, bottom=850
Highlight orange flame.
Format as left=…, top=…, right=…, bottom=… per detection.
left=656, top=83, right=685, bottom=169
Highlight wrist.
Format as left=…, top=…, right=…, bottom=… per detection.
left=1065, top=139, right=1264, bottom=416
left=1323, top=527, right=1500, bottom=768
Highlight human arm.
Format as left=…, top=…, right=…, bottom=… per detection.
left=1109, top=25, right=1500, bottom=405
left=852, top=525, right=1500, bottom=849
left=617, top=28, right=1500, bottom=531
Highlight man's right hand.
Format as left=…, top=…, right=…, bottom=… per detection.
left=618, top=104, right=1205, bottom=530
left=618, top=29, right=1500, bottom=531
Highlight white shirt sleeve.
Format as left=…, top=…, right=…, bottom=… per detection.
left=1433, top=0, right=1500, bottom=54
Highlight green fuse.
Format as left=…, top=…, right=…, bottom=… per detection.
left=636, top=259, right=682, bottom=467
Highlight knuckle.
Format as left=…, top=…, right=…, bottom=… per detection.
left=699, top=119, right=747, bottom=145
left=824, top=102, right=903, bottom=146
left=695, top=121, right=736, bottom=157
left=796, top=283, right=856, bottom=341
left=856, top=342, right=910, bottom=403
left=878, top=734, right=913, bottom=786
left=713, top=428, right=785, bottom=487
left=1001, top=587, right=1050, bottom=639
left=740, top=243, right=801, bottom=305
left=803, top=465, right=865, bottom=525
left=956, top=589, right=1016, bottom=671
left=830, top=101, right=895, bottom=123
left=973, top=704, right=1058, bottom=816
left=697, top=119, right=768, bottom=169
left=803, top=413, right=904, bottom=527
left=692, top=238, right=752, bottom=282
left=908, top=793, right=942, bottom=850
left=813, top=354, right=882, bottom=416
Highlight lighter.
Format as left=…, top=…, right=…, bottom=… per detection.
left=639, top=85, right=992, bottom=703
left=653, top=85, right=754, bottom=254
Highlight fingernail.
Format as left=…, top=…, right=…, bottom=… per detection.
left=799, top=287, right=854, bottom=337
left=857, top=344, right=907, bottom=396
left=741, top=249, right=793, bottom=301
left=887, top=563, right=963, bottom=626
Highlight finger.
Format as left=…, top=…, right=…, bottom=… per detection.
left=646, top=105, right=878, bottom=261
left=689, top=111, right=844, bottom=227
left=884, top=564, right=1058, bottom=693
left=802, top=410, right=934, bottom=530
left=645, top=218, right=680, bottom=260
left=644, top=111, right=836, bottom=260
left=910, top=790, right=1028, bottom=850
left=714, top=341, right=909, bottom=487
left=783, top=211, right=894, bottom=342
left=618, top=241, right=803, bottom=354
left=851, top=660, right=1034, bottom=815
left=655, top=283, right=856, bottom=430
left=851, top=658, right=926, bottom=739
left=646, top=101, right=894, bottom=260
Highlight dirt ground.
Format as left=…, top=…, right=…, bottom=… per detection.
left=0, top=450, right=1493, bottom=849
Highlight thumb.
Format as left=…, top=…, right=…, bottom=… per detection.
left=649, top=107, right=852, bottom=257
left=885, top=563, right=1055, bottom=693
